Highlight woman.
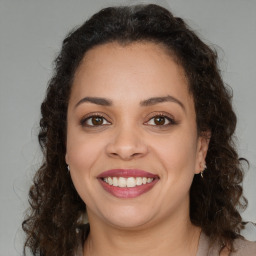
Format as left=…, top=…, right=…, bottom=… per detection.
left=22, top=4, right=256, bottom=256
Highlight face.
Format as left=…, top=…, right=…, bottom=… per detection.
left=66, top=42, right=209, bottom=229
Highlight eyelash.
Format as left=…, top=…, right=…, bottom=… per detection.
left=80, top=113, right=111, bottom=127
left=80, top=112, right=177, bottom=128
left=145, top=113, right=177, bottom=127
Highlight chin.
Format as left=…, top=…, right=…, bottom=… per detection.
left=106, top=215, right=153, bottom=230
left=92, top=204, right=155, bottom=230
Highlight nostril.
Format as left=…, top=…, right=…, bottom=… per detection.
left=106, top=139, right=148, bottom=160
left=109, top=151, right=143, bottom=160
left=131, top=153, right=141, bottom=157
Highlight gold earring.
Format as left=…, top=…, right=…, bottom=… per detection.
left=201, top=164, right=207, bottom=178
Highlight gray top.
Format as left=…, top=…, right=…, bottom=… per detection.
left=75, top=231, right=256, bottom=256
left=196, top=232, right=256, bottom=256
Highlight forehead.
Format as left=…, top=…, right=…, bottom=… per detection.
left=71, top=41, right=193, bottom=110
left=75, top=41, right=185, bottom=79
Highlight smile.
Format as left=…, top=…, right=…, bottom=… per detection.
left=97, top=169, right=159, bottom=198
left=103, top=177, right=154, bottom=187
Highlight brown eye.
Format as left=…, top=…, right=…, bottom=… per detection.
left=91, top=116, right=104, bottom=125
left=153, top=116, right=166, bottom=125
left=146, top=114, right=176, bottom=127
left=81, top=115, right=111, bottom=127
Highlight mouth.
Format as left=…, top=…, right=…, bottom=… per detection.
left=97, top=169, right=159, bottom=198
left=102, top=176, right=155, bottom=187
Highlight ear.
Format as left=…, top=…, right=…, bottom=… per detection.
left=65, top=153, right=69, bottom=165
left=194, top=131, right=211, bottom=174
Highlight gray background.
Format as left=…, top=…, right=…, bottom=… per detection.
left=0, top=0, right=255, bottom=255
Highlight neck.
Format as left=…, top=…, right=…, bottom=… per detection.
left=83, top=211, right=201, bottom=256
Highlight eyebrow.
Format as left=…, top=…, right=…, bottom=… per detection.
left=140, top=95, right=185, bottom=110
left=75, top=95, right=185, bottom=110
left=75, top=97, right=112, bottom=108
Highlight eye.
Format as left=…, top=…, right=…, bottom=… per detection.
left=81, top=115, right=111, bottom=127
left=145, top=114, right=176, bottom=126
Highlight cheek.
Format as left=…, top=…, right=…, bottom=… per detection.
left=152, top=131, right=198, bottom=178
left=66, top=134, right=106, bottom=205
left=66, top=127, right=107, bottom=201
left=67, top=134, right=104, bottom=174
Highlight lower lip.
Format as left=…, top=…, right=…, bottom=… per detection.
left=98, top=178, right=159, bottom=198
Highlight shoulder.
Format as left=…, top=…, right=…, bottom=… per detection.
left=230, top=238, right=256, bottom=255
left=197, top=232, right=256, bottom=256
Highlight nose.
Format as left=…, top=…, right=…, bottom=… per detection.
left=105, top=127, right=148, bottom=160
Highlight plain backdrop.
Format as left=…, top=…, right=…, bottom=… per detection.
left=0, top=0, right=255, bottom=255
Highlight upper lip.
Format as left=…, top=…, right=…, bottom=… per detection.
left=97, top=169, right=159, bottom=178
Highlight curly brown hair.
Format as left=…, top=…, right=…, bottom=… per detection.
left=22, top=4, right=247, bottom=255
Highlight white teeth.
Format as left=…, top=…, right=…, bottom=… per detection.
left=127, top=177, right=136, bottom=187
left=103, top=176, right=155, bottom=187
left=112, top=177, right=118, bottom=186
left=147, top=178, right=153, bottom=183
left=118, top=177, right=127, bottom=188
left=136, top=177, right=143, bottom=186
left=107, top=177, right=113, bottom=185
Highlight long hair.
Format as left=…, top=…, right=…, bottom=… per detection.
left=22, top=4, right=247, bottom=255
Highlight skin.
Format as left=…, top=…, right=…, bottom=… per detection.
left=66, top=42, right=210, bottom=256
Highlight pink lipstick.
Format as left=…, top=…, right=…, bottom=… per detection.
left=97, top=169, right=159, bottom=198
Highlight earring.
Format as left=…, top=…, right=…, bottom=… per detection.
left=67, top=165, right=70, bottom=172
left=201, top=164, right=207, bottom=178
